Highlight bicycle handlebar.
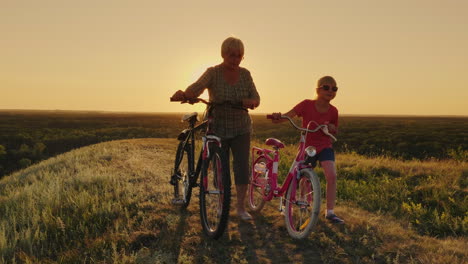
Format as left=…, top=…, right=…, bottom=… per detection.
left=170, top=97, right=210, bottom=105
left=267, top=114, right=337, bottom=142
left=171, top=97, right=248, bottom=111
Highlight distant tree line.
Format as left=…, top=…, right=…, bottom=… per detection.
left=251, top=115, right=468, bottom=161
left=0, top=111, right=466, bottom=178
left=0, top=111, right=183, bottom=177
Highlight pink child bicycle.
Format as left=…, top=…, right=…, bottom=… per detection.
left=248, top=114, right=337, bottom=239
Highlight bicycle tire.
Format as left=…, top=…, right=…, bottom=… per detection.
left=172, top=141, right=193, bottom=208
left=284, top=169, right=321, bottom=239
left=248, top=157, right=268, bottom=212
left=199, top=144, right=231, bottom=239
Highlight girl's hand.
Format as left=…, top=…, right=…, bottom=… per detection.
left=327, top=123, right=337, bottom=133
left=271, top=112, right=283, bottom=123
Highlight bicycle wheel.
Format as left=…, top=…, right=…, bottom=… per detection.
left=248, top=158, right=268, bottom=212
left=284, top=169, right=321, bottom=239
left=199, top=144, right=231, bottom=239
left=172, top=141, right=193, bottom=208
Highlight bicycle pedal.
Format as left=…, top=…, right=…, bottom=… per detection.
left=171, top=198, right=185, bottom=205
left=169, top=175, right=179, bottom=185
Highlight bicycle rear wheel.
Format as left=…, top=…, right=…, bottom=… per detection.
left=248, top=158, right=268, bottom=212
left=284, top=169, right=321, bottom=239
left=199, top=144, right=231, bottom=239
left=172, top=141, right=193, bottom=208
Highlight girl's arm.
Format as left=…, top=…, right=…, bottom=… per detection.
left=327, top=109, right=339, bottom=134
left=271, top=109, right=297, bottom=123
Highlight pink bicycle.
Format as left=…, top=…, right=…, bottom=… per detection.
left=248, top=114, right=337, bottom=239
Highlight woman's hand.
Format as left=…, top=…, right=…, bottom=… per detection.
left=170, top=90, right=186, bottom=101
left=242, top=98, right=259, bottom=109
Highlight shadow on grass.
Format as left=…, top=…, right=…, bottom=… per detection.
left=318, top=220, right=382, bottom=263
left=236, top=212, right=324, bottom=264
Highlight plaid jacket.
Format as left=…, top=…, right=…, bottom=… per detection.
left=186, top=65, right=260, bottom=138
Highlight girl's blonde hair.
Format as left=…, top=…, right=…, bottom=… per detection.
left=317, top=76, right=337, bottom=87
left=221, top=37, right=244, bottom=57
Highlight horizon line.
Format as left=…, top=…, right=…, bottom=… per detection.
left=0, top=108, right=467, bottom=118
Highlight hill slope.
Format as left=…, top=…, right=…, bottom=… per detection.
left=0, top=138, right=466, bottom=263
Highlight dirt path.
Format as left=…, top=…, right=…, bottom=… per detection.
left=109, top=138, right=325, bottom=263
left=89, top=138, right=467, bottom=264
left=3, top=138, right=465, bottom=263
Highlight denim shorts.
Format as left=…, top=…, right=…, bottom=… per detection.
left=305, top=148, right=335, bottom=167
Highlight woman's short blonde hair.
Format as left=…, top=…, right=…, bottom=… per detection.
left=221, top=37, right=244, bottom=57
left=317, top=76, right=337, bottom=87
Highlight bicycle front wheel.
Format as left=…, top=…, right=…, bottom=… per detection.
left=199, top=144, right=231, bottom=239
left=284, top=169, right=321, bottom=239
left=172, top=142, right=193, bottom=208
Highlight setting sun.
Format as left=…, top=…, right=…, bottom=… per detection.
left=1, top=0, right=467, bottom=116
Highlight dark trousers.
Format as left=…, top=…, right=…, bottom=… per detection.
left=221, top=133, right=250, bottom=185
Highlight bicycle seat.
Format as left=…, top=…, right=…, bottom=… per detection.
left=265, top=138, right=285, bottom=149
left=181, top=112, right=198, bottom=122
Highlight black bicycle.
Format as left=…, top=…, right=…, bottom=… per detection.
left=169, top=97, right=231, bottom=239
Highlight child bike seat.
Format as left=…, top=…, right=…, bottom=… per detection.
left=265, top=138, right=285, bottom=149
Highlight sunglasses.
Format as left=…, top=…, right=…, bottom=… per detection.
left=319, top=85, right=338, bottom=92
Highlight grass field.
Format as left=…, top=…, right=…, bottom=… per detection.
left=1, top=111, right=467, bottom=178
left=0, top=138, right=466, bottom=263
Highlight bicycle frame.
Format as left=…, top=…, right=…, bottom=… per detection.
left=176, top=113, right=222, bottom=188
left=170, top=97, right=232, bottom=239
left=249, top=115, right=337, bottom=238
left=251, top=131, right=312, bottom=203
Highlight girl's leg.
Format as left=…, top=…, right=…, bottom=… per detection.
left=320, top=160, right=337, bottom=212
left=321, top=160, right=344, bottom=223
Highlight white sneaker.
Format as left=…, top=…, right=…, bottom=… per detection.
left=238, top=211, right=253, bottom=221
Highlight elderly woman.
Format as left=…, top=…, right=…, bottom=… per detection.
left=171, top=37, right=260, bottom=221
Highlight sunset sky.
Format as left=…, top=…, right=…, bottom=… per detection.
left=1, top=0, right=467, bottom=116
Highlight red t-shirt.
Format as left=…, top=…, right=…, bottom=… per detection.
left=293, top=100, right=338, bottom=153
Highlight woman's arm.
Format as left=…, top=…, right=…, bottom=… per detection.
left=171, top=68, right=213, bottom=101
left=242, top=69, right=260, bottom=109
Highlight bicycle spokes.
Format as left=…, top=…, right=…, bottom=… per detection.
left=200, top=145, right=230, bottom=239
left=202, top=162, right=222, bottom=230
left=248, top=159, right=268, bottom=212
left=284, top=171, right=321, bottom=239
left=172, top=143, right=193, bottom=207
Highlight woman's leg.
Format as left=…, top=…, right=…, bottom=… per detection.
left=230, top=133, right=251, bottom=219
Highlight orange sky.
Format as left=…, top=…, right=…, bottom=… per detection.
left=1, top=0, right=467, bottom=116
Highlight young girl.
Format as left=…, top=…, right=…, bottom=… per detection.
left=271, top=76, right=344, bottom=224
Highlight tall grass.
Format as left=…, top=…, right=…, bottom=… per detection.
left=1, top=138, right=466, bottom=263
left=0, top=139, right=176, bottom=263
left=257, top=139, right=468, bottom=237
left=335, top=153, right=467, bottom=237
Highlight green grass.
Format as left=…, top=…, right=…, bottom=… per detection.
left=335, top=153, right=467, bottom=237
left=256, top=139, right=467, bottom=238
left=0, top=138, right=466, bottom=263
